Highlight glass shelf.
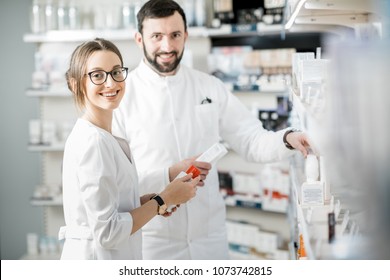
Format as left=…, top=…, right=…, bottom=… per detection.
left=30, top=196, right=63, bottom=206
left=23, top=24, right=285, bottom=43
left=28, top=144, right=64, bottom=152
left=26, top=88, right=70, bottom=97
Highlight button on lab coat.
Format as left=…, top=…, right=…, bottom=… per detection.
left=113, top=61, right=294, bottom=259
left=60, top=119, right=141, bottom=259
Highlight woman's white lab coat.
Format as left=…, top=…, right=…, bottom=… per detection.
left=113, top=61, right=294, bottom=260
left=60, top=119, right=142, bottom=260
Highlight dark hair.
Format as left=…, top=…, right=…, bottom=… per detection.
left=137, top=0, right=187, bottom=33
left=66, top=38, right=123, bottom=109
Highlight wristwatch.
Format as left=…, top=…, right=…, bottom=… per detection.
left=283, top=128, right=300, bottom=150
left=151, top=194, right=168, bottom=215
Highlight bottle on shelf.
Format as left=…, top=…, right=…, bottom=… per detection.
left=301, top=154, right=324, bottom=206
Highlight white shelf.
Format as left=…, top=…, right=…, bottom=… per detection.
left=291, top=91, right=323, bottom=128
left=23, top=27, right=209, bottom=43
left=303, top=0, right=374, bottom=12
left=295, top=13, right=369, bottom=29
left=23, top=24, right=286, bottom=44
left=233, top=89, right=287, bottom=95
left=285, top=0, right=377, bottom=30
left=291, top=90, right=326, bottom=155
left=28, top=144, right=64, bottom=152
left=208, top=23, right=284, bottom=37
left=289, top=92, right=364, bottom=259
left=23, top=29, right=137, bottom=43
left=26, top=89, right=70, bottom=97
left=222, top=191, right=288, bottom=214
left=30, top=197, right=63, bottom=206
left=20, top=253, right=61, bottom=260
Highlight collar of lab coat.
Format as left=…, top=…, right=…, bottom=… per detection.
left=138, top=59, right=183, bottom=84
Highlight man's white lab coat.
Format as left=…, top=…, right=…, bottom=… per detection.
left=113, top=60, right=293, bottom=259
left=60, top=119, right=142, bottom=259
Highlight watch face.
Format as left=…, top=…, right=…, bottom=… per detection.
left=152, top=194, right=167, bottom=215
left=158, top=204, right=168, bottom=215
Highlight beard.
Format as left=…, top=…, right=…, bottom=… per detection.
left=143, top=44, right=184, bottom=74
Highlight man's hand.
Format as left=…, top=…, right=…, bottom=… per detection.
left=169, top=156, right=211, bottom=187
left=286, top=131, right=312, bottom=157
left=191, top=160, right=211, bottom=187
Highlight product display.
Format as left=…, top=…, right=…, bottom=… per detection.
left=19, top=0, right=386, bottom=261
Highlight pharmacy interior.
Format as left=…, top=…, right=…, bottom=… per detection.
left=21, top=0, right=389, bottom=260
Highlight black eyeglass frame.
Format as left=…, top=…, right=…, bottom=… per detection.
left=86, top=67, right=129, bottom=85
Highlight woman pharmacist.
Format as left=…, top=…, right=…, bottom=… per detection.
left=59, top=38, right=199, bottom=260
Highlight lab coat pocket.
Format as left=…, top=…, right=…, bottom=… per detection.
left=194, top=103, right=219, bottom=141
left=61, top=239, right=96, bottom=259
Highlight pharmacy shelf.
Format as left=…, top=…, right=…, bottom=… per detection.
left=225, top=198, right=287, bottom=214
left=222, top=191, right=288, bottom=214
left=26, top=89, right=70, bottom=97
left=289, top=91, right=365, bottom=259
left=291, top=90, right=326, bottom=155
left=233, top=90, right=287, bottom=95
left=208, top=23, right=284, bottom=37
left=23, top=24, right=286, bottom=44
left=226, top=204, right=287, bottom=215
left=22, top=26, right=236, bottom=42
left=289, top=157, right=333, bottom=259
left=285, top=0, right=377, bottom=30
left=28, top=144, right=64, bottom=152
left=23, top=27, right=208, bottom=43
left=20, top=253, right=61, bottom=260
left=291, top=90, right=324, bottom=129
left=23, top=29, right=138, bottom=43
left=232, top=85, right=288, bottom=94
left=228, top=243, right=289, bottom=260
left=30, top=196, right=63, bottom=207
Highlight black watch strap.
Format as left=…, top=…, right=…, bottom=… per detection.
left=151, top=194, right=167, bottom=215
left=151, top=194, right=164, bottom=206
left=283, top=129, right=300, bottom=150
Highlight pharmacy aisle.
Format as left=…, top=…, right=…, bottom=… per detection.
left=286, top=0, right=390, bottom=259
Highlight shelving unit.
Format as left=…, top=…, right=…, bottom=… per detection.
left=26, top=89, right=70, bottom=97
left=28, top=144, right=64, bottom=152
left=30, top=197, right=63, bottom=207
left=209, top=15, right=327, bottom=257
left=23, top=24, right=286, bottom=43
left=284, top=0, right=390, bottom=255
left=27, top=89, right=73, bottom=246
left=25, top=0, right=377, bottom=259
left=285, top=0, right=379, bottom=30
left=223, top=193, right=287, bottom=214
left=286, top=47, right=351, bottom=259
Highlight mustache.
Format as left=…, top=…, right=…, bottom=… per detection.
left=156, top=51, right=178, bottom=56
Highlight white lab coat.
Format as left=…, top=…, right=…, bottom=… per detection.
left=60, top=118, right=142, bottom=260
left=113, top=60, right=294, bottom=260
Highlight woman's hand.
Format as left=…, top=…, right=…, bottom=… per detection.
left=160, top=173, right=200, bottom=207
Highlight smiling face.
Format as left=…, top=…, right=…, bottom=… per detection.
left=135, top=11, right=188, bottom=76
left=83, top=50, right=126, bottom=114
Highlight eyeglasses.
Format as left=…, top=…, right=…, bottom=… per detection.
left=87, top=67, right=128, bottom=85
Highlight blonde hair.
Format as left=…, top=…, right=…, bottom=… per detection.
left=66, top=38, right=124, bottom=109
